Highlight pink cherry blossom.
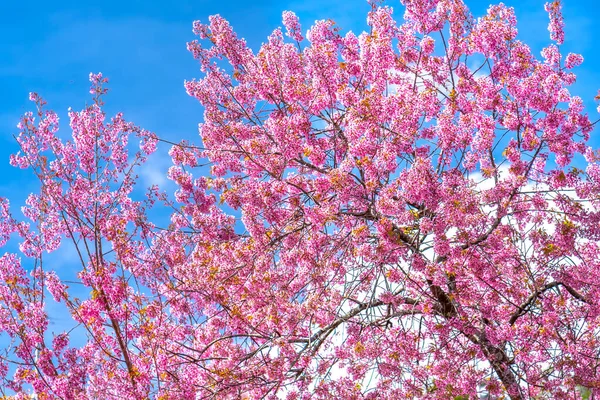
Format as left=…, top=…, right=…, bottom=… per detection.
left=1, top=1, right=599, bottom=399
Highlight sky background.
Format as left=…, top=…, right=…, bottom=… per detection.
left=1, top=0, right=599, bottom=194
left=0, top=0, right=599, bottom=352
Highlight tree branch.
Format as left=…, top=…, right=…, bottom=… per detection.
left=509, top=281, right=588, bottom=325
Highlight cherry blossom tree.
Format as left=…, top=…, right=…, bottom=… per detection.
left=1, top=0, right=600, bottom=398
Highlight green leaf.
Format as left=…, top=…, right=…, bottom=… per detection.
left=577, top=385, right=592, bottom=400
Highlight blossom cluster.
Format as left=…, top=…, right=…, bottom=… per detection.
left=0, top=0, right=599, bottom=399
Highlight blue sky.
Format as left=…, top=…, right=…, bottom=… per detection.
left=1, top=0, right=599, bottom=193
left=1, top=0, right=599, bottom=189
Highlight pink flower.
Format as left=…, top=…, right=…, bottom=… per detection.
left=282, top=11, right=303, bottom=42
left=545, top=0, right=565, bottom=44
left=45, top=271, right=66, bottom=302
left=564, top=52, right=584, bottom=69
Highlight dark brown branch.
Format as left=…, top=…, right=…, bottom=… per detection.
left=509, top=281, right=588, bottom=325
left=467, top=331, right=524, bottom=400
left=427, top=279, right=457, bottom=317
left=306, top=296, right=419, bottom=345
